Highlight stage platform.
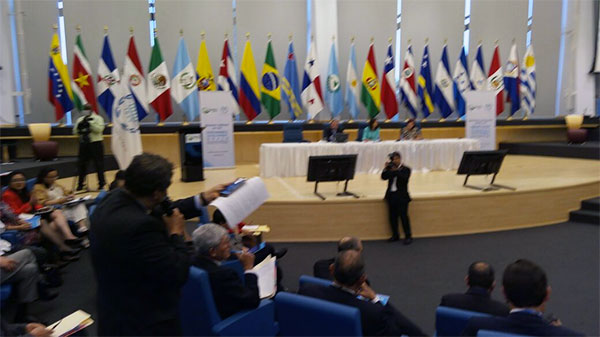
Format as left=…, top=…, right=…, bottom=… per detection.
left=66, top=155, right=600, bottom=242
left=500, top=141, right=600, bottom=160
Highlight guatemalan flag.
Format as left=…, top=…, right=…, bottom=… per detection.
left=381, top=42, right=398, bottom=120
left=171, top=37, right=199, bottom=121
left=520, top=45, right=536, bottom=116
left=123, top=35, right=148, bottom=121
left=302, top=40, right=324, bottom=120
left=399, top=45, right=418, bottom=118
left=48, top=32, right=73, bottom=121
left=487, top=45, right=504, bottom=115
left=433, top=44, right=455, bottom=119
left=470, top=44, right=486, bottom=91
left=217, top=38, right=239, bottom=114
left=97, top=34, right=120, bottom=121
left=453, top=47, right=471, bottom=118
left=239, top=39, right=261, bottom=121
left=345, top=42, right=360, bottom=120
left=504, top=42, right=520, bottom=116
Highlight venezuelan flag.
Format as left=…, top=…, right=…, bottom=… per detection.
left=48, top=32, right=73, bottom=121
left=239, top=40, right=261, bottom=121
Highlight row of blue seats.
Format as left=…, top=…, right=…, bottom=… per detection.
left=179, top=262, right=526, bottom=336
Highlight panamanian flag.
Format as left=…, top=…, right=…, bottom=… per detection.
left=504, top=42, right=520, bottom=116
left=433, top=44, right=455, bottom=119
left=302, top=40, right=324, bottom=120
left=453, top=47, right=471, bottom=118
left=97, top=34, right=120, bottom=121
left=217, top=38, right=239, bottom=114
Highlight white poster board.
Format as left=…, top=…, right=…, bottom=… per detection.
left=465, top=91, right=496, bottom=150
left=199, top=91, right=235, bottom=168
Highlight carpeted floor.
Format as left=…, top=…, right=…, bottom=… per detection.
left=30, top=221, right=599, bottom=336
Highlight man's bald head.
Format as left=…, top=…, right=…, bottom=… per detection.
left=333, top=250, right=365, bottom=287
left=337, top=236, right=363, bottom=253
left=467, top=261, right=495, bottom=289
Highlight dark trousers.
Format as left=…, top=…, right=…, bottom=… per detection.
left=385, top=197, right=412, bottom=239
left=78, top=141, right=106, bottom=188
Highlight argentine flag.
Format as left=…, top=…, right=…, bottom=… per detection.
left=504, top=42, right=520, bottom=116
left=325, top=42, right=343, bottom=118
left=97, top=34, right=121, bottom=120
left=520, top=45, right=536, bottom=116
left=171, top=37, right=199, bottom=121
left=470, top=44, right=486, bottom=91
left=433, top=44, right=455, bottom=119
left=453, top=47, right=471, bottom=118
left=345, top=43, right=360, bottom=120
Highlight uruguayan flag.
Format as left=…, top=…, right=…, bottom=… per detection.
left=433, top=45, right=455, bottom=119
left=171, top=37, right=199, bottom=121
left=470, top=44, right=486, bottom=91
left=453, top=47, right=471, bottom=118
left=520, top=44, right=536, bottom=116
left=97, top=34, right=121, bottom=120
left=345, top=43, right=360, bottom=120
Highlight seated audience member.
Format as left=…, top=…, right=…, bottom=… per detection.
left=33, top=168, right=90, bottom=237
left=362, top=118, right=381, bottom=142
left=108, top=170, right=125, bottom=191
left=0, top=249, right=57, bottom=322
left=462, top=259, right=583, bottom=336
left=440, top=261, right=509, bottom=316
left=313, top=236, right=363, bottom=280
left=399, top=119, right=423, bottom=140
left=2, top=172, right=82, bottom=260
left=300, top=250, right=425, bottom=336
left=323, top=119, right=344, bottom=142
left=1, top=319, right=52, bottom=337
left=192, top=224, right=260, bottom=319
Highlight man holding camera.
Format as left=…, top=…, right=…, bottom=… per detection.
left=381, top=151, right=413, bottom=245
left=73, top=104, right=106, bottom=191
left=89, top=153, right=227, bottom=336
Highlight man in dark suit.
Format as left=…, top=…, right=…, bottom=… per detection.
left=381, top=151, right=413, bottom=244
left=191, top=223, right=260, bottom=319
left=300, top=250, right=425, bottom=336
left=322, top=119, right=344, bottom=142
left=462, top=259, right=583, bottom=336
left=440, top=261, right=510, bottom=316
left=89, top=153, right=226, bottom=336
left=313, top=236, right=363, bottom=280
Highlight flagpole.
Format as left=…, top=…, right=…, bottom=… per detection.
left=404, top=38, right=412, bottom=123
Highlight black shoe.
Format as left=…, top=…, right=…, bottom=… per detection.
left=403, top=238, right=413, bottom=245
left=274, top=248, right=288, bottom=259
left=387, top=237, right=400, bottom=242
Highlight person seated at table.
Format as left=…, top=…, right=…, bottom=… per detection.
left=398, top=118, right=423, bottom=141
left=32, top=168, right=89, bottom=237
left=323, top=119, right=344, bottom=142
left=2, top=171, right=84, bottom=258
left=362, top=118, right=381, bottom=142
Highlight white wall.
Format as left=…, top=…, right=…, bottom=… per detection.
left=0, top=0, right=16, bottom=125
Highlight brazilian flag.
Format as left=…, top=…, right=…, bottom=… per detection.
left=261, top=41, right=281, bottom=119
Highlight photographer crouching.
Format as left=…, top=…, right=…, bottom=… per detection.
left=73, top=104, right=106, bottom=191
left=89, top=153, right=227, bottom=336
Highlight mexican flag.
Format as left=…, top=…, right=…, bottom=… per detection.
left=360, top=43, right=381, bottom=118
left=72, top=34, right=97, bottom=112
left=148, top=37, right=172, bottom=121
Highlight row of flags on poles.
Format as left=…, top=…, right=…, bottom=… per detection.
left=48, top=31, right=537, bottom=124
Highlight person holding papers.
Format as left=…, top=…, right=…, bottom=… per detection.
left=191, top=224, right=260, bottom=319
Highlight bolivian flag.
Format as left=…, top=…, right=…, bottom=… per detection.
left=360, top=43, right=381, bottom=118
left=261, top=40, right=281, bottom=120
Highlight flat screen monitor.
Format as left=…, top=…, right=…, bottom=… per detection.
left=307, top=154, right=357, bottom=182
left=457, top=150, right=508, bottom=176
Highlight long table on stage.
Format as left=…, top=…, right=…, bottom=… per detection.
left=259, top=139, right=480, bottom=178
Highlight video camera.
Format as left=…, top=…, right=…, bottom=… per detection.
left=77, top=115, right=93, bottom=143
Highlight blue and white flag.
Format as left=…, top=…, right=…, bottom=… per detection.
left=453, top=47, right=471, bottom=118
left=325, top=42, right=343, bottom=118
left=97, top=34, right=121, bottom=120
left=433, top=44, right=455, bottom=119
left=520, top=44, right=536, bottom=116
left=504, top=42, right=520, bottom=116
left=470, top=44, right=486, bottom=91
left=171, top=37, right=199, bottom=121
left=345, top=42, right=360, bottom=120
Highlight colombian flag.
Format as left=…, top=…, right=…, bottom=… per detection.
left=360, top=43, right=381, bottom=118
left=239, top=40, right=261, bottom=121
left=48, top=32, right=73, bottom=121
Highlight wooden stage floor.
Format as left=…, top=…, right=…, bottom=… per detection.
left=73, top=155, right=600, bottom=242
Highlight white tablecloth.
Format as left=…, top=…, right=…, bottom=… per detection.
left=259, top=139, right=480, bottom=178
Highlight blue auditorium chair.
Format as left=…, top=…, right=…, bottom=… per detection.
left=282, top=123, right=308, bottom=143
left=477, top=329, right=530, bottom=337
left=199, top=206, right=210, bottom=224
left=88, top=189, right=108, bottom=216
left=298, top=274, right=333, bottom=289
left=179, top=266, right=278, bottom=336
left=274, top=292, right=362, bottom=336
left=435, top=306, right=492, bottom=336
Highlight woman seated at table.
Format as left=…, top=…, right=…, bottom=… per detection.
left=33, top=168, right=89, bottom=236
left=361, top=118, right=381, bottom=142
left=399, top=118, right=423, bottom=140
left=2, top=171, right=84, bottom=257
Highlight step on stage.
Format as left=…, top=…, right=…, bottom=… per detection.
left=71, top=155, right=600, bottom=242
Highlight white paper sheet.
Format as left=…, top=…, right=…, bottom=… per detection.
left=209, top=177, right=269, bottom=229
left=50, top=310, right=94, bottom=337
left=252, top=255, right=277, bottom=299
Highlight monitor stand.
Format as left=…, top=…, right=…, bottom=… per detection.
left=314, top=180, right=359, bottom=200
left=463, top=173, right=516, bottom=192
